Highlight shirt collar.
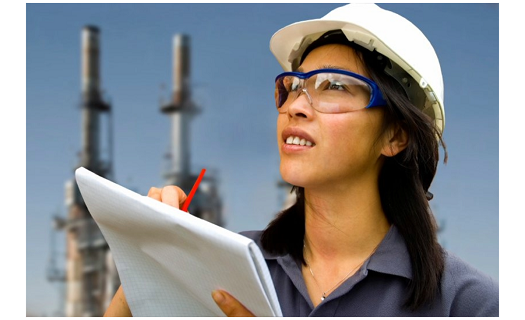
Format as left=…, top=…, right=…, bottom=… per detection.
left=252, top=225, right=413, bottom=280
left=365, top=225, right=413, bottom=280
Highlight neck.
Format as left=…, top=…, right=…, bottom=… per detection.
left=303, top=178, right=390, bottom=263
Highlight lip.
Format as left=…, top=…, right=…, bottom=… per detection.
left=281, top=127, right=316, bottom=153
left=281, top=127, right=316, bottom=145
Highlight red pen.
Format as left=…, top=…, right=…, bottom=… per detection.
left=181, top=168, right=206, bottom=212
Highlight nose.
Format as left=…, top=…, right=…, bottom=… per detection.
left=300, top=88, right=314, bottom=105
left=287, top=88, right=314, bottom=119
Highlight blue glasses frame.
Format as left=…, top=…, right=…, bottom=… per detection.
left=275, top=68, right=387, bottom=112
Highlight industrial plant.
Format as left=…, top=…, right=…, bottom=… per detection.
left=48, top=26, right=223, bottom=316
left=44, top=23, right=444, bottom=317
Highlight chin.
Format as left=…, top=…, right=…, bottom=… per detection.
left=279, top=164, right=309, bottom=188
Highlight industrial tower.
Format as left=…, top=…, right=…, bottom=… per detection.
left=48, top=30, right=223, bottom=317
left=161, top=34, right=223, bottom=225
left=50, top=25, right=120, bottom=317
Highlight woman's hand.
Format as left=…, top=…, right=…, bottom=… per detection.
left=146, top=185, right=188, bottom=209
left=104, top=185, right=188, bottom=317
left=212, top=290, right=255, bottom=317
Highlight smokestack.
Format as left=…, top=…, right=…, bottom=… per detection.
left=160, top=33, right=223, bottom=226
left=162, top=34, right=195, bottom=185
left=172, top=34, right=191, bottom=106
left=80, top=25, right=111, bottom=170
left=82, top=25, right=101, bottom=102
left=61, top=25, right=116, bottom=317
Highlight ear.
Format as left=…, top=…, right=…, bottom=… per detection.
left=381, top=125, right=408, bottom=157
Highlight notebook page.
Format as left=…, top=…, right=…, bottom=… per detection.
left=75, top=167, right=282, bottom=317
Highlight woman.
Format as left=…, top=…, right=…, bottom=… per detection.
left=105, top=3, right=498, bottom=316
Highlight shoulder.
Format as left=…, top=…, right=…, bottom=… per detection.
left=239, top=230, right=282, bottom=260
left=441, top=250, right=499, bottom=316
left=239, top=230, right=263, bottom=242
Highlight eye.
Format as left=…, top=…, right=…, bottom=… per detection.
left=327, top=81, right=346, bottom=91
left=314, top=74, right=349, bottom=92
left=281, top=76, right=301, bottom=92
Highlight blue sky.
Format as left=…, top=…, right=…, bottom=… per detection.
left=24, top=3, right=499, bottom=316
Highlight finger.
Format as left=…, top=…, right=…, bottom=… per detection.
left=104, top=285, right=132, bottom=316
left=147, top=187, right=162, bottom=201
left=212, top=290, right=255, bottom=317
left=160, top=185, right=188, bottom=209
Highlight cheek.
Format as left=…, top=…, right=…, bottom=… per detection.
left=320, top=115, right=362, bottom=148
left=320, top=114, right=382, bottom=164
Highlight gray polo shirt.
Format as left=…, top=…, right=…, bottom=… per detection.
left=241, top=226, right=498, bottom=316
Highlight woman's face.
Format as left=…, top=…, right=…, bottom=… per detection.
left=277, top=44, right=387, bottom=191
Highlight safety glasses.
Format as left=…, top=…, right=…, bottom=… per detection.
left=275, top=68, right=387, bottom=113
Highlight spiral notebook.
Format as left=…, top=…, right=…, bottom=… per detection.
left=75, top=167, right=282, bottom=317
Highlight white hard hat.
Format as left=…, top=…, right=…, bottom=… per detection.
left=270, top=3, right=445, bottom=134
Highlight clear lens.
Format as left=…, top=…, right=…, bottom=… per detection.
left=275, top=72, right=373, bottom=113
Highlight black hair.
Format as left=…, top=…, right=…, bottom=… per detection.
left=261, top=30, right=447, bottom=311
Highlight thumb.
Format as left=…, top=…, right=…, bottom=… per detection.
left=212, top=290, right=255, bottom=317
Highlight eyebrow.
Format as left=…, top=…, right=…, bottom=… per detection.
left=296, top=64, right=353, bottom=72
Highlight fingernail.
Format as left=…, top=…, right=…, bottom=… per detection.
left=212, top=290, right=225, bottom=304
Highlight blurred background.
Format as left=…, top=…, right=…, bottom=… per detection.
left=26, top=3, right=499, bottom=316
